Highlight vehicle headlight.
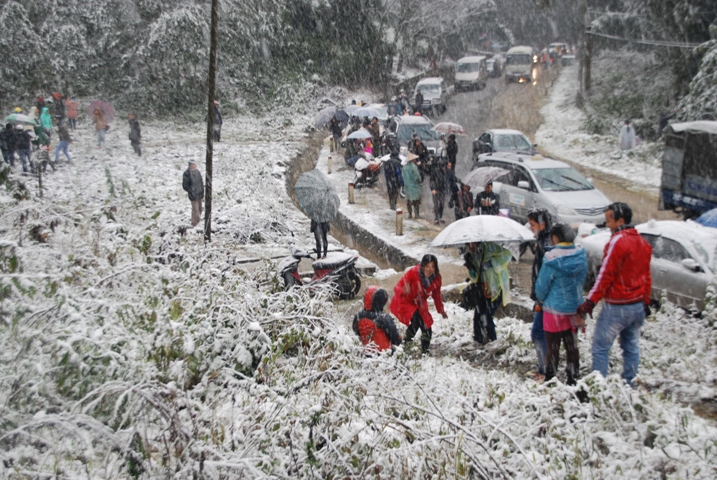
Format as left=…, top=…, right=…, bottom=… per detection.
left=555, top=204, right=576, bottom=216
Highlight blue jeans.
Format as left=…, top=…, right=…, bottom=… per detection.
left=531, top=310, right=547, bottom=375
left=55, top=141, right=71, bottom=162
left=97, top=129, right=106, bottom=147
left=18, top=148, right=31, bottom=172
left=591, top=302, right=645, bottom=385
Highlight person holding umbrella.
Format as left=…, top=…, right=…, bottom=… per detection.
left=311, top=219, right=330, bottom=259
left=390, top=254, right=447, bottom=354
left=446, top=134, right=458, bottom=170
left=92, top=108, right=107, bottom=148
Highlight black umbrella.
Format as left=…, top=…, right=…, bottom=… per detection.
left=294, top=169, right=340, bottom=223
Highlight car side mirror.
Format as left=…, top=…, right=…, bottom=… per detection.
left=532, top=143, right=538, bottom=148
left=517, top=180, right=530, bottom=190
left=681, top=258, right=701, bottom=272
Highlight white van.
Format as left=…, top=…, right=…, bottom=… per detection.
left=414, top=77, right=448, bottom=114
left=505, top=46, right=534, bottom=83
left=455, top=56, right=488, bottom=91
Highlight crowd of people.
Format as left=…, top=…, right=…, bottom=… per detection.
left=1, top=93, right=144, bottom=175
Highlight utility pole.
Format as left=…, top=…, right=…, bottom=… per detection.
left=204, top=0, right=219, bottom=243
left=585, top=26, right=592, bottom=92
left=578, top=0, right=587, bottom=93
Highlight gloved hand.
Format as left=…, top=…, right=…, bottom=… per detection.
left=643, top=303, right=651, bottom=317
left=577, top=299, right=596, bottom=319
left=441, top=312, right=448, bottom=319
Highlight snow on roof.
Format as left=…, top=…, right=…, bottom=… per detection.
left=489, top=128, right=527, bottom=135
left=416, top=77, right=444, bottom=85
left=457, top=56, right=487, bottom=63
left=668, top=121, right=717, bottom=135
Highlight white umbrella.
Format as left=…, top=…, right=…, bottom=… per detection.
left=347, top=128, right=373, bottom=139
left=430, top=215, right=534, bottom=248
left=462, top=167, right=509, bottom=190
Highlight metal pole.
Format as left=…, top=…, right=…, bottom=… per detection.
left=204, top=0, right=220, bottom=243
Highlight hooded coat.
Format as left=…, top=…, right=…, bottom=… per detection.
left=402, top=161, right=422, bottom=201
left=535, top=244, right=588, bottom=315
left=40, top=107, right=52, bottom=130
left=389, top=265, right=445, bottom=329
left=182, top=168, right=204, bottom=201
left=353, top=286, right=402, bottom=351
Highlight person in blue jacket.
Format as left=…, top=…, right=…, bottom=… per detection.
left=534, top=223, right=587, bottom=385
left=40, top=107, right=53, bottom=141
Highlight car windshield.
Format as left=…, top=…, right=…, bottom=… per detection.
left=532, top=167, right=593, bottom=192
left=417, top=84, right=440, bottom=94
left=494, top=134, right=532, bottom=151
left=506, top=54, right=531, bottom=65
left=457, top=62, right=481, bottom=73
left=397, top=124, right=439, bottom=142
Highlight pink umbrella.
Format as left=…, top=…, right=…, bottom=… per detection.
left=86, top=100, right=115, bottom=124
left=432, top=122, right=466, bottom=135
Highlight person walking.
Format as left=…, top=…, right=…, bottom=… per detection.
left=527, top=207, right=552, bottom=380
left=476, top=181, right=500, bottom=215
left=54, top=120, right=72, bottom=164
left=0, top=123, right=16, bottom=167
left=429, top=160, right=447, bottom=225
left=577, top=202, right=652, bottom=386
left=390, top=254, right=447, bottom=354
left=402, top=154, right=422, bottom=219
left=415, top=89, right=424, bottom=116
left=619, top=119, right=636, bottom=150
left=128, top=113, right=142, bottom=156
left=92, top=108, right=107, bottom=148
left=182, top=161, right=205, bottom=227
left=52, top=93, right=66, bottom=123
left=383, top=152, right=402, bottom=210
left=40, top=107, right=53, bottom=141
left=213, top=101, right=223, bottom=142
left=353, top=286, right=402, bottom=354
left=66, top=98, right=78, bottom=130
left=454, top=183, right=473, bottom=219
left=310, top=219, right=330, bottom=258
left=463, top=242, right=512, bottom=344
left=369, top=117, right=381, bottom=157
left=15, top=126, right=32, bottom=173
left=445, top=134, right=458, bottom=170
left=329, top=116, right=342, bottom=153
left=534, top=223, right=587, bottom=385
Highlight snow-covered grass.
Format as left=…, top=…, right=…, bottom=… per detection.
left=1, top=113, right=717, bottom=478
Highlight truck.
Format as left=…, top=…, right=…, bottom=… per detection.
left=659, top=121, right=717, bottom=219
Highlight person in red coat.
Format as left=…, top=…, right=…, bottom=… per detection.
left=390, top=254, right=447, bottom=354
left=353, top=286, right=402, bottom=353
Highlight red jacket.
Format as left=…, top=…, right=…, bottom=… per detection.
left=588, top=227, right=651, bottom=305
left=389, top=265, right=445, bottom=329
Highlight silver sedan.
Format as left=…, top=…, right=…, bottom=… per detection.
left=578, top=220, right=717, bottom=311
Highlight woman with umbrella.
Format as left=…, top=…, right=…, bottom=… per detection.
left=389, top=254, right=447, bottom=354
left=93, top=108, right=107, bottom=148
left=463, top=242, right=512, bottom=344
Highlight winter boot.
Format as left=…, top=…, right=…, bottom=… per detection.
left=421, top=337, right=431, bottom=354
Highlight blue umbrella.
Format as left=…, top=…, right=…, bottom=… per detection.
left=695, top=208, right=717, bottom=228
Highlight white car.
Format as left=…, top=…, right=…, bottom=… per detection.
left=578, top=220, right=717, bottom=311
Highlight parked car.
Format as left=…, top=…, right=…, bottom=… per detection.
left=474, top=152, right=611, bottom=226
left=414, top=77, right=448, bottom=115
left=455, top=56, right=488, bottom=91
left=386, top=115, right=442, bottom=159
left=578, top=220, right=717, bottom=311
left=472, top=129, right=537, bottom=161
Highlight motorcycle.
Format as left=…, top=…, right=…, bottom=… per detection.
left=278, top=246, right=361, bottom=299
left=353, top=152, right=383, bottom=189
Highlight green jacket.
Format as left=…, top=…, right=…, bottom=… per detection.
left=40, top=107, right=52, bottom=130
left=402, top=162, right=422, bottom=201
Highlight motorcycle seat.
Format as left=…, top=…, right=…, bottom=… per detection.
left=313, top=252, right=354, bottom=269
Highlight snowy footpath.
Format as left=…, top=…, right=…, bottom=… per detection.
left=0, top=106, right=716, bottom=478
left=536, top=66, right=663, bottom=191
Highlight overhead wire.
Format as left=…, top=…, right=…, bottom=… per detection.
left=585, top=30, right=706, bottom=49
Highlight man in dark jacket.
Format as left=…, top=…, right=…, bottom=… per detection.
left=128, top=113, right=142, bottom=156
left=527, top=207, right=552, bottom=380
left=15, top=126, right=32, bottom=173
left=369, top=117, right=381, bottom=157
left=415, top=89, right=424, bottom=115
left=52, top=93, right=65, bottom=123
left=0, top=123, right=16, bottom=166
left=578, top=202, right=652, bottom=386
left=353, top=286, right=402, bottom=353
left=384, top=153, right=402, bottom=210
left=329, top=116, right=342, bottom=153
left=429, top=161, right=447, bottom=225
left=182, top=161, right=204, bottom=227
left=476, top=181, right=500, bottom=215
left=445, top=134, right=458, bottom=170
left=213, top=101, right=223, bottom=142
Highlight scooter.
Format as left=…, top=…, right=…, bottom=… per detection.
left=278, top=246, right=362, bottom=299
left=353, top=152, right=383, bottom=189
